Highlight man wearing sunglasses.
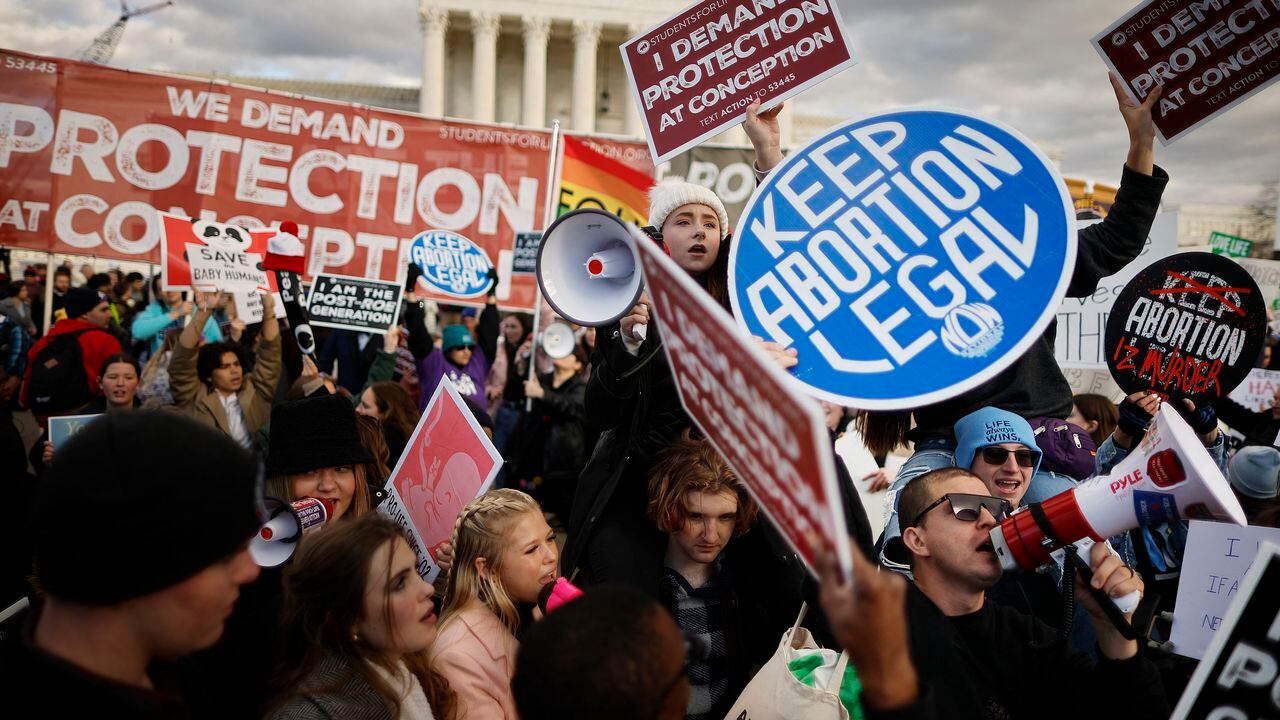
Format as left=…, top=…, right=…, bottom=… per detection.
left=894, top=467, right=1167, bottom=720
left=881, top=408, right=1077, bottom=569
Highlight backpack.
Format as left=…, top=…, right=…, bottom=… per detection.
left=28, top=329, right=93, bottom=415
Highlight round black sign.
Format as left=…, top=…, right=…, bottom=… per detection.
left=1104, top=252, right=1266, bottom=405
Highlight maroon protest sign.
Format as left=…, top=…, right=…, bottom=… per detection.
left=1105, top=252, right=1266, bottom=403
left=621, top=0, right=856, bottom=164
left=631, top=225, right=852, bottom=580
left=1092, top=0, right=1280, bottom=144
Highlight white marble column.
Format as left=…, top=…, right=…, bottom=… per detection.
left=571, top=20, right=601, bottom=132
left=418, top=3, right=448, bottom=116
left=623, top=22, right=645, bottom=137
left=521, top=15, right=550, bottom=127
left=470, top=11, right=501, bottom=123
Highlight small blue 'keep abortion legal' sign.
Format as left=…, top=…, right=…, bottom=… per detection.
left=730, top=109, right=1076, bottom=409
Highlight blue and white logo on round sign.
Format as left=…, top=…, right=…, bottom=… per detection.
left=729, top=109, right=1076, bottom=409
left=408, top=230, right=494, bottom=298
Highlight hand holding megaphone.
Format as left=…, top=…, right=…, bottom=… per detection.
left=619, top=291, right=651, bottom=344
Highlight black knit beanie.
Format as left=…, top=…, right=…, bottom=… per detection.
left=32, top=411, right=262, bottom=605
left=267, top=394, right=373, bottom=477
left=65, top=287, right=106, bottom=319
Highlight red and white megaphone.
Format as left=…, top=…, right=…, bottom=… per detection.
left=250, top=496, right=334, bottom=567
left=536, top=209, right=647, bottom=337
left=991, top=403, right=1247, bottom=573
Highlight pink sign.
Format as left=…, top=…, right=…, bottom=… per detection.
left=379, top=376, right=503, bottom=581
left=620, top=0, right=856, bottom=164
left=632, top=226, right=852, bottom=580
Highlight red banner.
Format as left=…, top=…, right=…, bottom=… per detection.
left=620, top=0, right=855, bottom=163
left=1092, top=0, right=1280, bottom=144
left=0, top=49, right=560, bottom=310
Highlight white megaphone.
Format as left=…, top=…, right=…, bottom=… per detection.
left=991, top=403, right=1247, bottom=574
left=250, top=496, right=335, bottom=567
left=537, top=209, right=646, bottom=337
left=540, top=321, right=576, bottom=360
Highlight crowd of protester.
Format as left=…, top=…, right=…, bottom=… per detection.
left=0, top=76, right=1278, bottom=720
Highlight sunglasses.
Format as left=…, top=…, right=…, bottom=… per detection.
left=910, top=492, right=1012, bottom=528
left=979, top=446, right=1036, bottom=468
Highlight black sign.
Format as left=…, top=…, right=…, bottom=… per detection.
left=306, top=274, right=403, bottom=334
left=1105, top=252, right=1265, bottom=404
left=1172, top=543, right=1280, bottom=719
left=512, top=232, right=541, bottom=275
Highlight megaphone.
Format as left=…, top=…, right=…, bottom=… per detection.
left=537, top=209, right=645, bottom=332
left=536, top=577, right=585, bottom=615
left=540, top=322, right=576, bottom=360
left=250, top=496, right=334, bottom=567
left=991, top=403, right=1247, bottom=574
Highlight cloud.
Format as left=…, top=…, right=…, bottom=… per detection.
left=1, top=0, right=1276, bottom=204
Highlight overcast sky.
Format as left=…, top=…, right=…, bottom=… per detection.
left=2, top=0, right=1277, bottom=208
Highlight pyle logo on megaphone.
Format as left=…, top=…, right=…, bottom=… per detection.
left=990, top=404, right=1247, bottom=574
left=537, top=209, right=646, bottom=330
left=250, top=496, right=334, bottom=567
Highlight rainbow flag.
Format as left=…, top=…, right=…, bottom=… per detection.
left=557, top=136, right=653, bottom=227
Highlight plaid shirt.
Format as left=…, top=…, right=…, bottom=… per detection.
left=660, top=564, right=731, bottom=720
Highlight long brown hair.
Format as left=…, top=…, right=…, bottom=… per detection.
left=367, top=381, right=421, bottom=441
left=355, top=414, right=392, bottom=485
left=856, top=410, right=914, bottom=457
left=647, top=428, right=758, bottom=536
left=1071, top=393, right=1119, bottom=447
left=272, top=514, right=455, bottom=718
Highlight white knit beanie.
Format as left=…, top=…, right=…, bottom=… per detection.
left=646, top=180, right=730, bottom=234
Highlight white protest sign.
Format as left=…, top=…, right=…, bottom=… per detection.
left=1062, top=367, right=1126, bottom=402
left=1230, top=368, right=1280, bottom=412
left=1170, top=520, right=1280, bottom=660
left=1055, top=213, right=1179, bottom=368
left=186, top=244, right=268, bottom=293
left=1171, top=542, right=1280, bottom=719
left=233, top=290, right=286, bottom=324
left=377, top=377, right=503, bottom=582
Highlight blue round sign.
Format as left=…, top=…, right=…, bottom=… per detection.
left=408, top=230, right=494, bottom=298
left=730, top=109, right=1076, bottom=409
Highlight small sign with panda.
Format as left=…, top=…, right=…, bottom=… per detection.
left=159, top=212, right=268, bottom=292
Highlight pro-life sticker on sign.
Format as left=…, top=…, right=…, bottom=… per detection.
left=1092, top=0, right=1280, bottom=145
left=306, top=274, right=403, bottom=334
left=730, top=109, right=1076, bottom=409
left=620, top=0, right=856, bottom=165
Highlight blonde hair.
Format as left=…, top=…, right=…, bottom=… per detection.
left=266, top=464, right=372, bottom=521
left=440, top=489, right=543, bottom=635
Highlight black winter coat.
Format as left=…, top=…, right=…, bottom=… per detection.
left=905, top=583, right=1168, bottom=720
left=563, top=321, right=685, bottom=589
left=912, top=165, right=1170, bottom=438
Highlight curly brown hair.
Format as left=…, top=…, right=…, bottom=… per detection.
left=646, top=429, right=758, bottom=536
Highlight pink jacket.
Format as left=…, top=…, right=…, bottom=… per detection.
left=428, top=605, right=518, bottom=720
